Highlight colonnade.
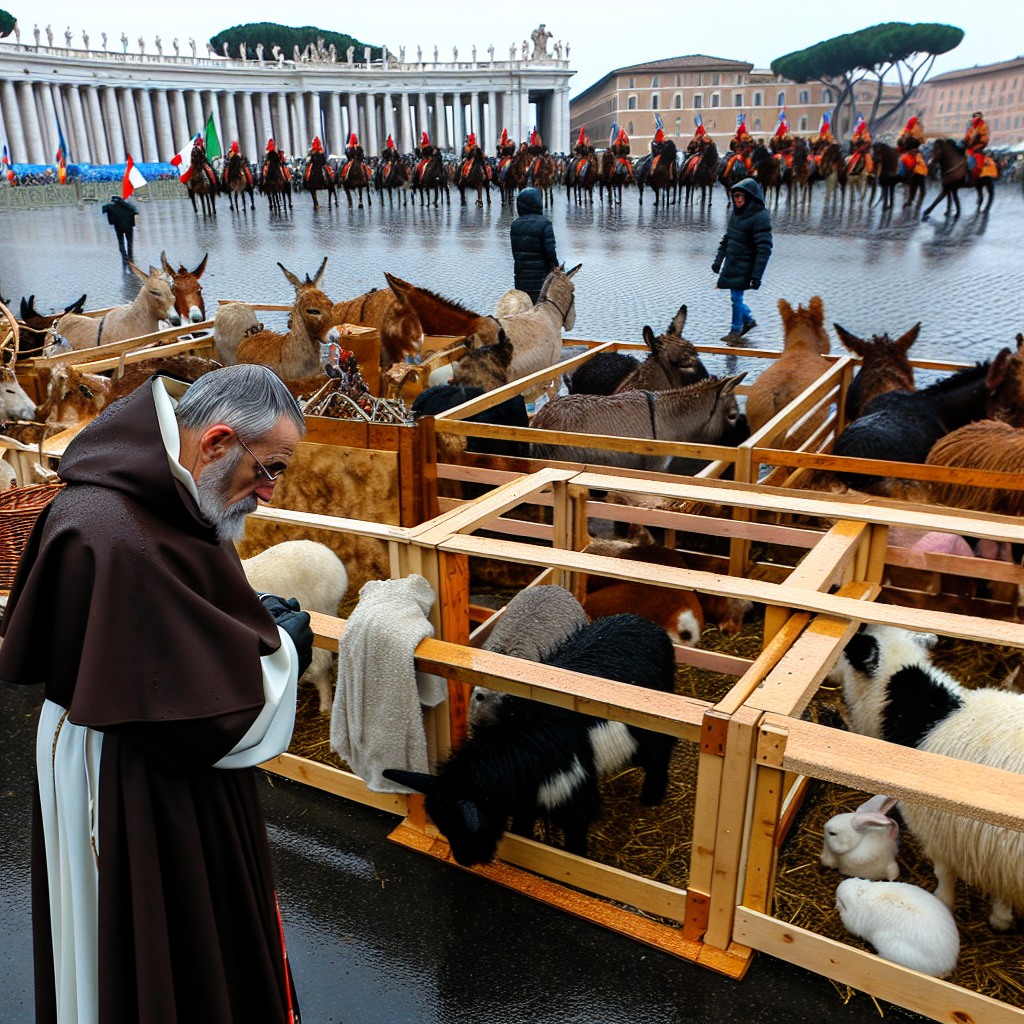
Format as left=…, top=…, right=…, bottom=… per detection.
left=0, top=78, right=572, bottom=165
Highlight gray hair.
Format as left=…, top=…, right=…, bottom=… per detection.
left=174, top=364, right=306, bottom=442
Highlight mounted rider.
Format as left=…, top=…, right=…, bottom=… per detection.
left=809, top=112, right=835, bottom=157
left=464, top=131, right=478, bottom=158
left=649, top=113, right=677, bottom=183
left=190, top=134, right=218, bottom=190
left=341, top=133, right=364, bottom=184
left=769, top=109, right=795, bottom=163
left=963, top=111, right=993, bottom=179
left=846, top=114, right=873, bottom=175
left=686, top=115, right=711, bottom=157
left=497, top=127, right=516, bottom=161
left=896, top=115, right=927, bottom=178
left=223, top=140, right=254, bottom=189
left=725, top=114, right=754, bottom=175
left=608, top=125, right=634, bottom=184
left=381, top=134, right=399, bottom=162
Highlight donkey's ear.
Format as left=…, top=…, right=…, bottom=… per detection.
left=193, top=253, right=209, bottom=279
left=311, top=256, right=328, bottom=290
left=668, top=304, right=687, bottom=335
left=808, top=295, right=825, bottom=327
left=718, top=372, right=746, bottom=396
left=565, top=263, right=582, bottom=278
left=1016, top=333, right=1024, bottom=353
left=70, top=294, right=86, bottom=314
left=277, top=262, right=303, bottom=289
left=987, top=348, right=1011, bottom=391
left=128, top=262, right=147, bottom=282
left=777, top=298, right=794, bottom=327
left=160, top=251, right=175, bottom=278
left=833, top=323, right=867, bottom=356
left=895, top=322, right=921, bottom=353
left=381, top=769, right=440, bottom=794
left=642, top=326, right=657, bottom=352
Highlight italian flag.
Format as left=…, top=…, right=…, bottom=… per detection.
left=122, top=154, right=147, bottom=199
left=171, top=133, right=201, bottom=183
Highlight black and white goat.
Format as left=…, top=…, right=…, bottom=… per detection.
left=384, top=614, right=677, bottom=866
left=832, top=623, right=1024, bottom=931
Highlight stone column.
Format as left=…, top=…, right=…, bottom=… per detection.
left=486, top=90, right=497, bottom=153
left=418, top=93, right=429, bottom=145
left=469, top=91, right=480, bottom=144
left=347, top=93, right=359, bottom=145
left=382, top=92, right=396, bottom=150
left=170, top=90, right=188, bottom=151
left=2, top=79, right=27, bottom=164
left=120, top=89, right=144, bottom=162
left=103, top=86, right=125, bottom=162
left=290, top=94, right=306, bottom=154
left=275, top=92, right=291, bottom=153
left=433, top=93, right=445, bottom=149
left=152, top=89, right=175, bottom=161
left=185, top=91, right=202, bottom=141
left=31, top=86, right=52, bottom=160
left=67, top=85, right=92, bottom=163
left=504, top=87, right=516, bottom=142
left=365, top=93, right=378, bottom=155
left=136, top=88, right=159, bottom=162
left=452, top=92, right=463, bottom=149
left=258, top=93, right=273, bottom=150
left=220, top=91, right=239, bottom=150
left=307, top=91, right=322, bottom=147
left=239, top=93, right=257, bottom=159
left=329, top=92, right=343, bottom=153
left=46, top=84, right=68, bottom=160
left=520, top=89, right=531, bottom=143
left=400, top=92, right=412, bottom=152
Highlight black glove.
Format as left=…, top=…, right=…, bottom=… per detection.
left=749, top=278, right=761, bottom=290
left=712, top=262, right=722, bottom=274
left=260, top=595, right=314, bottom=678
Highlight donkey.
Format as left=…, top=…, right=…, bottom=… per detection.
left=161, top=251, right=208, bottom=325
left=451, top=331, right=514, bottom=391
left=18, top=294, right=87, bottom=355
left=0, top=363, right=36, bottom=421
left=235, top=258, right=341, bottom=379
left=531, top=374, right=746, bottom=472
left=54, top=264, right=180, bottom=350
left=498, top=265, right=580, bottom=382
left=745, top=297, right=831, bottom=449
left=985, top=333, right=1024, bottom=428
left=922, top=137, right=997, bottom=221
left=833, top=321, right=920, bottom=420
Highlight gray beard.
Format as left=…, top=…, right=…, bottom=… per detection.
left=195, top=449, right=259, bottom=543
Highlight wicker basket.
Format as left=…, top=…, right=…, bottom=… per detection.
left=0, top=482, right=63, bottom=592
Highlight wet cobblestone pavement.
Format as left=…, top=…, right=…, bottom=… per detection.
left=2, top=184, right=1022, bottom=379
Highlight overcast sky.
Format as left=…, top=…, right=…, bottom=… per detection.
left=20, top=0, right=1023, bottom=97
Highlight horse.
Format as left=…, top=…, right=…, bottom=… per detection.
left=457, top=145, right=491, bottom=206
left=845, top=146, right=875, bottom=204
left=636, top=139, right=679, bottom=207
left=221, top=150, right=255, bottom=211
left=187, top=141, right=218, bottom=217
left=497, top=145, right=530, bottom=205
left=260, top=147, right=292, bottom=213
left=160, top=251, right=209, bottom=325
left=598, top=149, right=633, bottom=204
left=305, top=147, right=338, bottom=210
left=375, top=155, right=410, bottom=207
left=566, top=146, right=597, bottom=204
left=750, top=143, right=782, bottom=205
left=681, top=142, right=718, bottom=204
left=784, top=138, right=811, bottom=204
left=871, top=142, right=925, bottom=211
left=718, top=148, right=751, bottom=199
left=810, top=143, right=847, bottom=205
left=412, top=150, right=450, bottom=206
left=922, top=137, right=998, bottom=220
left=529, top=151, right=557, bottom=206
left=340, top=146, right=373, bottom=209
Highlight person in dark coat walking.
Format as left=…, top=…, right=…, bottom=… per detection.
left=101, top=195, right=138, bottom=270
left=712, top=178, right=773, bottom=343
left=510, top=187, right=558, bottom=303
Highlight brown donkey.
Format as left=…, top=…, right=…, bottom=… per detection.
left=614, top=305, right=709, bottom=393
left=161, top=251, right=209, bottom=325
left=746, top=297, right=831, bottom=448
left=236, top=258, right=340, bottom=379
left=833, top=321, right=920, bottom=420
left=985, top=333, right=1024, bottom=428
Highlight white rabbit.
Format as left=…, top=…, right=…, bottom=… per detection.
left=821, top=794, right=900, bottom=880
left=836, top=878, right=960, bottom=978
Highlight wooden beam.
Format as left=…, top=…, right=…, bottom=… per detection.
left=246, top=506, right=412, bottom=543
left=260, top=752, right=408, bottom=815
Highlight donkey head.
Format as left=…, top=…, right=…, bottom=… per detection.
left=279, top=259, right=339, bottom=346
left=162, top=251, right=208, bottom=323
left=778, top=297, right=829, bottom=355
left=130, top=264, right=180, bottom=327
left=834, top=321, right=919, bottom=386
left=986, top=332, right=1024, bottom=428
left=640, top=304, right=709, bottom=388
left=712, top=373, right=747, bottom=436
left=538, top=264, right=581, bottom=331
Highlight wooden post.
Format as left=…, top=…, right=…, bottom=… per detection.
left=728, top=447, right=753, bottom=578
left=569, top=482, right=591, bottom=601
left=438, top=549, right=471, bottom=751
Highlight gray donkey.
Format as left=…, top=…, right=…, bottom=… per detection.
left=530, top=374, right=746, bottom=472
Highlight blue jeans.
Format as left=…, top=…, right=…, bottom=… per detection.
left=730, top=290, right=752, bottom=333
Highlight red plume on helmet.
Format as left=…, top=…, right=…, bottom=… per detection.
left=906, top=116, right=919, bottom=131
left=266, top=138, right=275, bottom=152
left=500, top=127, right=509, bottom=146
left=654, top=128, right=665, bottom=144
left=421, top=131, right=430, bottom=146
left=230, top=140, right=240, bottom=155
left=578, top=126, right=586, bottom=145
left=386, top=134, right=395, bottom=149
left=467, top=132, right=476, bottom=146
left=311, top=136, right=323, bottom=153
left=530, top=128, right=538, bottom=146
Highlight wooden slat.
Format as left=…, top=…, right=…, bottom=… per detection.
left=886, top=545, right=1024, bottom=584
left=23, top=321, right=215, bottom=368
left=73, top=336, right=216, bottom=373
left=246, top=506, right=412, bottom=542
left=734, top=908, right=1024, bottom=1024
left=260, top=753, right=408, bottom=815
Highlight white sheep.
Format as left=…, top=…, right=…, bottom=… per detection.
left=469, top=585, right=590, bottom=731
left=241, top=540, right=348, bottom=713
left=214, top=302, right=263, bottom=366
left=831, top=623, right=1024, bottom=931
left=836, top=878, right=960, bottom=978
left=493, top=289, right=533, bottom=319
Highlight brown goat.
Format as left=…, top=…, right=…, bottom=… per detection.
left=161, top=251, right=208, bottom=325
left=745, top=297, right=831, bottom=449
left=237, top=259, right=340, bottom=379
left=927, top=420, right=1024, bottom=517
left=834, top=321, right=919, bottom=420
left=36, top=364, right=113, bottom=426
left=985, top=333, right=1024, bottom=428
left=585, top=582, right=704, bottom=647
left=613, top=305, right=709, bottom=393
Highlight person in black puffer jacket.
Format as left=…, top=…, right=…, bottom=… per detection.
left=101, top=194, right=139, bottom=271
left=712, top=177, right=773, bottom=343
left=510, top=187, right=558, bottom=303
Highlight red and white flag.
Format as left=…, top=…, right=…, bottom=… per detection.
left=170, top=134, right=200, bottom=183
left=122, top=154, right=147, bottom=199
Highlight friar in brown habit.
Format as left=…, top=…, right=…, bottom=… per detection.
left=0, top=365, right=315, bottom=1024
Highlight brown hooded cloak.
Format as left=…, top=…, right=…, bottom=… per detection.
left=0, top=378, right=298, bottom=1023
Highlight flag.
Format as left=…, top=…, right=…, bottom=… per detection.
left=694, top=114, right=703, bottom=128
left=171, top=133, right=201, bottom=182
left=820, top=111, right=831, bottom=129
left=737, top=112, right=746, bottom=128
left=777, top=106, right=787, bottom=124
left=204, top=114, right=221, bottom=159
left=2, top=143, right=10, bottom=182
left=123, top=154, right=147, bottom=198
left=609, top=121, right=620, bottom=144
left=55, top=117, right=70, bottom=165
left=654, top=112, right=664, bottom=131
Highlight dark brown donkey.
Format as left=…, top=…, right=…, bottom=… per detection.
left=161, top=252, right=208, bottom=325
left=985, top=333, right=1024, bottom=428
left=833, top=321, right=920, bottom=420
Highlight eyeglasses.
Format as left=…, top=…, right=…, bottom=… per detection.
left=235, top=434, right=288, bottom=482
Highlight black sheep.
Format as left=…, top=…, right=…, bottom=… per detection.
left=384, top=614, right=677, bottom=866
left=566, top=352, right=641, bottom=395
left=411, top=383, right=530, bottom=458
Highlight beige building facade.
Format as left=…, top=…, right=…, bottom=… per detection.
left=570, top=53, right=897, bottom=150
left=910, top=57, right=1024, bottom=147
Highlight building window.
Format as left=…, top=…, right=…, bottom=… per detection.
left=628, top=95, right=637, bottom=110
left=651, top=76, right=659, bottom=88
left=734, top=93, right=743, bottom=106
left=652, top=95, right=659, bottom=109
left=694, top=95, right=703, bottom=109
left=822, top=89, right=832, bottom=103
left=629, top=77, right=635, bottom=89
left=676, top=75, right=681, bottom=87
left=674, top=93, right=682, bottom=109
left=712, top=73, right=720, bottom=86
left=939, top=104, right=944, bottom=113
left=799, top=115, right=808, bottom=130
left=696, top=74, right=702, bottom=86
left=754, top=92, right=762, bottom=106
left=940, top=90, right=945, bottom=99
left=628, top=121, right=634, bottom=134
left=711, top=93, right=720, bottom=108
left=777, top=91, right=786, bottom=107
left=799, top=90, right=809, bottom=104
left=754, top=118, right=762, bottom=130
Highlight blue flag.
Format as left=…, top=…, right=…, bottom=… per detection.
left=694, top=113, right=703, bottom=128
left=654, top=112, right=664, bottom=131
left=609, top=121, right=620, bottom=144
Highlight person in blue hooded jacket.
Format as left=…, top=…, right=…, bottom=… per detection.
left=510, top=187, right=558, bottom=303
left=712, top=178, right=773, bottom=343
